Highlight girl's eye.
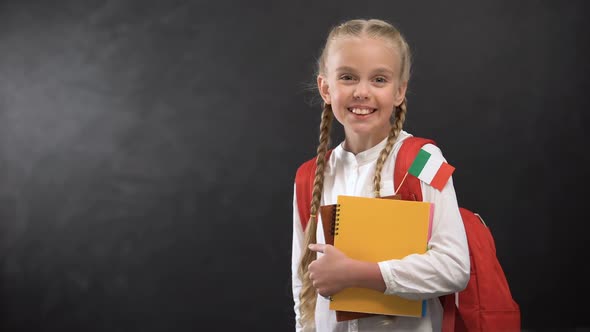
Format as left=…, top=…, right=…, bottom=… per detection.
left=374, top=77, right=387, bottom=83
left=340, top=75, right=354, bottom=81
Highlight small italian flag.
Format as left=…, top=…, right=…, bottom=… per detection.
left=408, top=149, right=455, bottom=191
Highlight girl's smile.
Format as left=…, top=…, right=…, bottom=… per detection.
left=348, top=106, right=377, bottom=116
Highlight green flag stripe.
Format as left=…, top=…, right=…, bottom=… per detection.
left=408, top=149, right=431, bottom=177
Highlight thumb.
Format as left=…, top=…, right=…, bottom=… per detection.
left=308, top=243, right=327, bottom=253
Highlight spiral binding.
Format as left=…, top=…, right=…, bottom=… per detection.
left=331, top=203, right=341, bottom=236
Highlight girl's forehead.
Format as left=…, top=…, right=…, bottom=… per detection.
left=325, top=36, right=401, bottom=72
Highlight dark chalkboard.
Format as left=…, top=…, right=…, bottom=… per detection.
left=1, top=1, right=588, bottom=331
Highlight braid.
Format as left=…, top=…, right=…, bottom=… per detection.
left=298, top=103, right=333, bottom=327
left=310, top=103, right=333, bottom=219
left=372, top=99, right=408, bottom=197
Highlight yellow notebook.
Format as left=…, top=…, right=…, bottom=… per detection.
left=329, top=195, right=434, bottom=317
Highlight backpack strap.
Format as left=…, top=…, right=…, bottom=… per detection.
left=395, top=136, right=465, bottom=332
left=394, top=137, right=436, bottom=201
left=294, top=150, right=333, bottom=231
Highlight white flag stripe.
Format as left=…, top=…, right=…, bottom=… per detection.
left=419, top=155, right=443, bottom=184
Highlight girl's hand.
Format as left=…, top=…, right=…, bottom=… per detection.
left=307, top=244, right=353, bottom=297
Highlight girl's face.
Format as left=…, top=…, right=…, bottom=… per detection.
left=318, top=36, right=407, bottom=144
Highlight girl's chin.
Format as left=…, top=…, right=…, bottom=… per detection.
left=345, top=125, right=382, bottom=136
left=343, top=122, right=392, bottom=137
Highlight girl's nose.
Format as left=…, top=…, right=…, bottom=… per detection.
left=353, top=82, right=370, bottom=100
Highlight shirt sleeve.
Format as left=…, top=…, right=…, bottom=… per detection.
left=377, top=144, right=470, bottom=300
left=291, top=183, right=304, bottom=331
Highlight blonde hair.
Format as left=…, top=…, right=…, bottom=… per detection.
left=297, top=18, right=412, bottom=328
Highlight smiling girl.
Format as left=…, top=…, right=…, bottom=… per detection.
left=291, top=19, right=470, bottom=331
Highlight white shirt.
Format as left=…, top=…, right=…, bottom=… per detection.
left=292, top=131, right=470, bottom=332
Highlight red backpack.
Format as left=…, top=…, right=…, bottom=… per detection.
left=294, top=137, right=521, bottom=331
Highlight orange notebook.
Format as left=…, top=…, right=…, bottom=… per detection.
left=320, top=195, right=399, bottom=322
left=321, top=195, right=433, bottom=319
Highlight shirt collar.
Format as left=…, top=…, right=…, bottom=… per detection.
left=333, top=135, right=390, bottom=167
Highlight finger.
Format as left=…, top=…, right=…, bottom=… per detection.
left=321, top=244, right=334, bottom=253
left=307, top=261, right=316, bottom=273
left=308, top=243, right=326, bottom=253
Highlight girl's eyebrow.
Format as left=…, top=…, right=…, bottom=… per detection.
left=372, top=67, right=395, bottom=75
left=335, top=66, right=357, bottom=73
left=335, top=66, right=394, bottom=75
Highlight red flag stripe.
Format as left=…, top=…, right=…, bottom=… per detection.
left=429, top=162, right=455, bottom=191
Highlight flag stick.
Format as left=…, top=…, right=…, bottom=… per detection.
left=394, top=172, right=409, bottom=196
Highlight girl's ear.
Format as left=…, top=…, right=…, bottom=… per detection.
left=394, top=81, right=408, bottom=106
left=317, top=75, right=331, bottom=105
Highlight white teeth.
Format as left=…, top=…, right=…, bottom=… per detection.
left=350, top=108, right=374, bottom=115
